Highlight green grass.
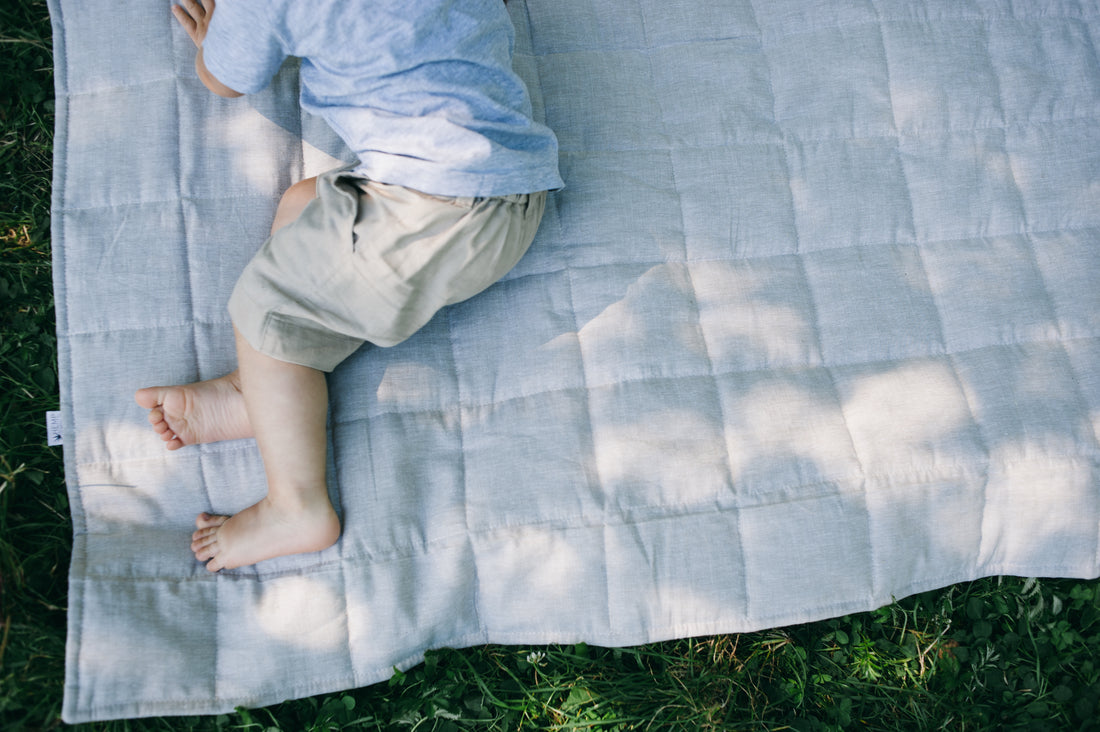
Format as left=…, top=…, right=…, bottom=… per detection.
left=2, top=0, right=1100, bottom=730
left=1, top=0, right=70, bottom=729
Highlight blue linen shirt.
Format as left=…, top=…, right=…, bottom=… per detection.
left=202, top=0, right=563, bottom=197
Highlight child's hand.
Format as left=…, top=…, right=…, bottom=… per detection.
left=172, top=0, right=214, bottom=49
left=171, top=0, right=242, bottom=98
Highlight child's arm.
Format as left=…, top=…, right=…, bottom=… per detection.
left=172, top=0, right=243, bottom=99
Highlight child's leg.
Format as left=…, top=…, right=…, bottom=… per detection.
left=136, top=176, right=339, bottom=571
left=189, top=326, right=340, bottom=572
left=135, top=176, right=319, bottom=449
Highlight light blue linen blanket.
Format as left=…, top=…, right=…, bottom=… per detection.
left=52, top=0, right=1100, bottom=722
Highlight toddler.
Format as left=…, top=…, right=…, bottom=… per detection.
left=136, top=0, right=562, bottom=571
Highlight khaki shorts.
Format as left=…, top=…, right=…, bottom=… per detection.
left=229, top=168, right=547, bottom=372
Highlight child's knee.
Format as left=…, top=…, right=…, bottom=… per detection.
left=271, top=177, right=318, bottom=232
left=281, top=177, right=317, bottom=213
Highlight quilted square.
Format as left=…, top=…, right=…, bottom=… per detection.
left=571, top=264, right=711, bottom=388
left=537, top=50, right=661, bottom=152
left=62, top=84, right=181, bottom=210
left=473, top=525, right=610, bottom=637
left=191, top=443, right=267, bottom=528
left=57, top=2, right=176, bottom=95
left=979, top=458, right=1100, bottom=573
left=510, top=52, right=546, bottom=121
left=69, top=579, right=217, bottom=715
left=74, top=460, right=210, bottom=577
left=461, top=390, right=600, bottom=529
left=787, top=138, right=916, bottom=251
left=1029, top=230, right=1100, bottom=340
left=177, top=89, right=305, bottom=201
left=802, top=244, right=943, bottom=364
left=330, top=316, right=461, bottom=422
left=69, top=328, right=192, bottom=464
left=555, top=150, right=685, bottom=265
left=715, top=367, right=861, bottom=498
left=337, top=410, right=465, bottom=556
left=449, top=269, right=584, bottom=404
left=674, top=145, right=798, bottom=261
left=651, top=39, right=778, bottom=147
left=182, top=195, right=277, bottom=324
left=507, top=0, right=534, bottom=56
left=901, top=129, right=1026, bottom=242
left=73, top=450, right=207, bottom=530
left=766, top=23, right=894, bottom=140
left=988, top=18, right=1100, bottom=125
left=953, top=343, right=1097, bottom=461
left=1064, top=338, right=1100, bottom=441
left=588, top=376, right=731, bottom=509
left=831, top=358, right=984, bottom=475
left=61, top=204, right=189, bottom=333
left=919, top=235, right=1059, bottom=352
left=881, top=20, right=1004, bottom=134
left=344, top=546, right=478, bottom=676
left=217, top=570, right=353, bottom=698
left=689, top=257, right=820, bottom=372
left=605, top=512, right=748, bottom=632
left=740, top=491, right=873, bottom=622
left=1006, top=119, right=1100, bottom=232
left=193, top=319, right=243, bottom=381
left=865, top=473, right=984, bottom=594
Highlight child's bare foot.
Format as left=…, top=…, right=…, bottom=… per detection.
left=190, top=496, right=341, bottom=571
left=135, top=371, right=252, bottom=449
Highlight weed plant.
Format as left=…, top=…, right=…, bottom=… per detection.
left=2, top=0, right=1100, bottom=730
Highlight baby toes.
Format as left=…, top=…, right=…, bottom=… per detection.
left=191, top=527, right=217, bottom=549
left=195, top=512, right=229, bottom=529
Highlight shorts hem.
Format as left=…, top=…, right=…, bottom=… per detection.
left=228, top=285, right=364, bottom=373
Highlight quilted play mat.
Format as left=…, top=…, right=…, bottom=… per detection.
left=51, top=0, right=1100, bottom=722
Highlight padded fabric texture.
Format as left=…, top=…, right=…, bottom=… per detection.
left=52, top=0, right=1100, bottom=722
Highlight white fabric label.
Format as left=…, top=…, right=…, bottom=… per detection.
left=46, top=411, right=63, bottom=446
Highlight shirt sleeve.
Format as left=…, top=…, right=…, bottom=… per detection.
left=201, top=0, right=287, bottom=95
